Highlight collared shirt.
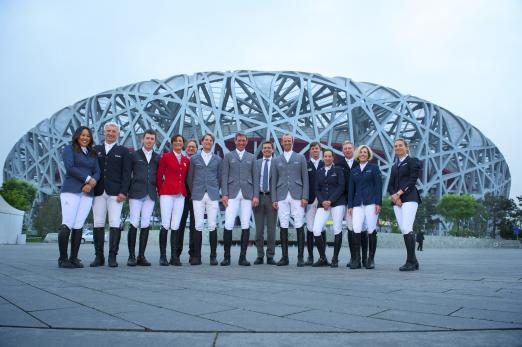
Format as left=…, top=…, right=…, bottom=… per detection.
left=236, top=149, right=245, bottom=160
left=324, top=164, right=332, bottom=175
left=104, top=141, right=116, bottom=154
left=260, top=157, right=272, bottom=191
left=283, top=150, right=293, bottom=162
left=398, top=155, right=408, bottom=163
left=173, top=150, right=182, bottom=162
left=359, top=162, right=368, bottom=172
left=142, top=147, right=153, bottom=163
left=311, top=157, right=321, bottom=169
left=201, top=150, right=212, bottom=166
left=345, top=156, right=355, bottom=169
left=82, top=146, right=91, bottom=182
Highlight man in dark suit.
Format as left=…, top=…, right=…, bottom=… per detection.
left=90, top=122, right=131, bottom=268
left=304, top=142, right=324, bottom=265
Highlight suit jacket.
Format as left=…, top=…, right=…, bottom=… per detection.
left=61, top=145, right=100, bottom=196
left=127, top=149, right=160, bottom=200
left=221, top=150, right=259, bottom=200
left=336, top=157, right=359, bottom=203
left=307, top=159, right=324, bottom=202
left=387, top=155, right=422, bottom=204
left=157, top=151, right=190, bottom=197
left=256, top=157, right=273, bottom=193
left=270, top=151, right=309, bottom=202
left=348, top=162, right=382, bottom=208
left=187, top=152, right=222, bottom=201
left=94, top=144, right=131, bottom=197
left=315, top=165, right=346, bottom=207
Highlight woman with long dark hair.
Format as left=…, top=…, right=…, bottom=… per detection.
left=58, top=126, right=100, bottom=268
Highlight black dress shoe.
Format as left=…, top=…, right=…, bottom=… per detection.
left=312, top=257, right=328, bottom=267
left=210, top=256, right=218, bottom=266
left=254, top=257, right=264, bottom=265
left=266, top=257, right=276, bottom=265
left=220, top=257, right=231, bottom=266
left=304, top=257, right=314, bottom=266
left=136, top=256, right=151, bottom=266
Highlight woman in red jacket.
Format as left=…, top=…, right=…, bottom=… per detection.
left=157, top=134, right=190, bottom=266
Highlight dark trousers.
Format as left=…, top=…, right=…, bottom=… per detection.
left=417, top=241, right=423, bottom=251
left=254, top=193, right=277, bottom=258
left=177, top=196, right=195, bottom=257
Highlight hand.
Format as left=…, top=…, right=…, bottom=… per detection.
left=81, top=185, right=91, bottom=193
left=375, top=205, right=381, bottom=214
left=348, top=208, right=353, bottom=217
left=272, top=202, right=278, bottom=210
left=252, top=197, right=259, bottom=208
left=396, top=198, right=403, bottom=207
left=391, top=193, right=399, bottom=204
left=301, top=199, right=308, bottom=208
left=222, top=196, right=229, bottom=208
left=88, top=178, right=97, bottom=187
left=322, top=201, right=331, bottom=209
left=116, top=193, right=126, bottom=203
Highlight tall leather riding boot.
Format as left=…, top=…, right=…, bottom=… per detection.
left=90, top=227, right=105, bottom=267
left=58, top=225, right=73, bottom=268
left=238, top=229, right=251, bottom=266
left=321, top=231, right=327, bottom=253
left=177, top=226, right=185, bottom=258
left=188, top=226, right=195, bottom=263
left=296, top=227, right=305, bottom=267
left=399, top=233, right=416, bottom=271
left=137, top=227, right=151, bottom=266
left=127, top=225, right=137, bottom=266
left=209, top=230, right=218, bottom=265
left=305, top=228, right=314, bottom=266
left=169, top=230, right=181, bottom=266
left=331, top=233, right=342, bottom=268
left=190, top=229, right=202, bottom=265
left=361, top=230, right=368, bottom=268
left=366, top=232, right=377, bottom=269
left=69, top=228, right=84, bottom=268
left=347, top=229, right=355, bottom=268
left=350, top=232, right=362, bottom=269
left=220, top=229, right=232, bottom=266
left=108, top=227, right=121, bottom=268
left=312, top=236, right=328, bottom=267
left=277, top=228, right=289, bottom=266
left=411, top=233, right=419, bottom=270
left=159, top=227, right=169, bottom=266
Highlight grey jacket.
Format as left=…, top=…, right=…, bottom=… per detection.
left=270, top=151, right=309, bottom=202
left=221, top=150, right=259, bottom=200
left=187, top=152, right=222, bottom=201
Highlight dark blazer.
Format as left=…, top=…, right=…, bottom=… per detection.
left=94, top=144, right=131, bottom=197
left=61, top=145, right=100, bottom=196
left=336, top=157, right=359, bottom=203
left=128, top=148, right=160, bottom=201
left=307, top=159, right=324, bottom=202
left=348, top=162, right=382, bottom=208
left=387, top=155, right=422, bottom=204
left=187, top=152, right=222, bottom=201
left=315, top=165, right=346, bottom=207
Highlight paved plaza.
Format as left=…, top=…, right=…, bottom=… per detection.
left=0, top=243, right=521, bottom=346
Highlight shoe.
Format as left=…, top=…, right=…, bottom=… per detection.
left=220, top=229, right=232, bottom=266
left=127, top=225, right=137, bottom=267
left=312, top=235, right=328, bottom=267
left=277, top=228, right=289, bottom=266
left=238, top=229, right=251, bottom=266
left=330, top=233, right=342, bottom=268
left=58, top=224, right=74, bottom=268
left=136, top=227, right=151, bottom=266
left=108, top=227, right=121, bottom=268
left=159, top=227, right=169, bottom=266
left=254, top=257, right=264, bottom=265
left=266, top=257, right=276, bottom=265
left=169, top=229, right=182, bottom=266
left=296, top=227, right=305, bottom=267
left=350, top=233, right=362, bottom=269
left=190, top=229, right=202, bottom=265
left=366, top=232, right=377, bottom=269
left=399, top=233, right=417, bottom=271
left=89, top=227, right=105, bottom=267
left=69, top=228, right=84, bottom=268
left=210, top=230, right=218, bottom=265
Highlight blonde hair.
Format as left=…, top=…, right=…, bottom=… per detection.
left=355, top=145, right=373, bottom=161
left=394, top=138, right=410, bottom=154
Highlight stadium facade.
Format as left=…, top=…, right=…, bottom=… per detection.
left=3, top=70, right=511, bottom=200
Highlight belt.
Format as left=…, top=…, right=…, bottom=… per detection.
left=260, top=191, right=270, bottom=195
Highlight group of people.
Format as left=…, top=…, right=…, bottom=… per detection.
left=57, top=122, right=422, bottom=272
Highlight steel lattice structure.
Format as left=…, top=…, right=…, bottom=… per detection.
left=3, top=70, right=511, bottom=200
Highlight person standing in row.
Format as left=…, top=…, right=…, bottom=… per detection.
left=388, top=138, right=421, bottom=271
left=271, top=134, right=309, bottom=266
left=126, top=129, right=160, bottom=267
left=336, top=140, right=359, bottom=268
left=253, top=141, right=277, bottom=265
left=58, top=126, right=100, bottom=268
left=187, top=133, right=222, bottom=266
left=177, top=139, right=198, bottom=263
left=304, top=142, right=324, bottom=266
left=312, top=149, right=346, bottom=267
left=91, top=122, right=131, bottom=268
left=221, top=133, right=259, bottom=266
left=348, top=145, right=381, bottom=269
left=157, top=134, right=190, bottom=266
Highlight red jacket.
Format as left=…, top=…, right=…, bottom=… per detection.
left=157, top=151, right=190, bottom=196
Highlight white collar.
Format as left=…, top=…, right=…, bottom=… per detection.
left=142, top=147, right=153, bottom=154
left=236, top=149, right=245, bottom=156
left=399, top=155, right=408, bottom=162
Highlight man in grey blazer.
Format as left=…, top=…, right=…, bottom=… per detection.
left=270, top=134, right=309, bottom=266
left=186, top=133, right=222, bottom=266
left=253, top=141, right=277, bottom=265
left=221, top=133, right=259, bottom=266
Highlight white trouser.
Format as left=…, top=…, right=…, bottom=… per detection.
left=160, top=194, right=185, bottom=230
left=393, top=202, right=419, bottom=234
left=193, top=193, right=219, bottom=231
left=224, top=191, right=252, bottom=230
left=60, top=193, right=93, bottom=229
left=305, top=199, right=318, bottom=230
left=277, top=192, right=305, bottom=228
left=344, top=206, right=354, bottom=230
left=129, top=197, right=156, bottom=228
left=313, top=205, right=346, bottom=236
left=93, top=192, right=124, bottom=228
left=352, top=204, right=378, bottom=234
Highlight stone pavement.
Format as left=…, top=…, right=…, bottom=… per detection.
left=0, top=244, right=521, bottom=346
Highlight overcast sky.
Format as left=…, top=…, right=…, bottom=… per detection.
left=0, top=0, right=520, bottom=197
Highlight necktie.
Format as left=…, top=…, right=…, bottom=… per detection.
left=262, top=159, right=269, bottom=192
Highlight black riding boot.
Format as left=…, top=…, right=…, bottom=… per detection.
left=169, top=230, right=181, bottom=266
left=210, top=230, right=218, bottom=265
left=137, top=227, right=151, bottom=266
left=366, top=232, right=377, bottom=269
left=400, top=233, right=417, bottom=271
left=58, top=225, right=73, bottom=268
left=190, top=229, right=202, bottom=265
left=305, top=228, right=314, bottom=266
left=69, top=228, right=84, bottom=268
left=350, top=232, right=362, bottom=269
left=220, top=229, right=232, bottom=266
left=108, top=227, right=121, bottom=268
left=188, top=226, right=195, bottom=263
left=361, top=231, right=368, bottom=268
left=238, top=229, right=251, bottom=266
left=312, top=236, right=328, bottom=267
left=277, top=228, right=289, bottom=266
left=331, top=233, right=342, bottom=268
left=177, top=226, right=185, bottom=258
left=346, top=229, right=355, bottom=268
left=127, top=225, right=137, bottom=266
left=159, top=227, right=169, bottom=266
left=296, top=227, right=305, bottom=267
left=89, top=227, right=105, bottom=267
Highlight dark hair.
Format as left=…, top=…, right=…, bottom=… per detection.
left=143, top=129, right=157, bottom=138
left=261, top=140, right=273, bottom=148
left=186, top=139, right=198, bottom=147
left=201, top=133, right=215, bottom=142
left=171, top=134, right=185, bottom=144
left=72, top=126, right=96, bottom=156
left=323, top=149, right=334, bottom=157
left=310, top=142, right=321, bottom=149
left=235, top=132, right=247, bottom=140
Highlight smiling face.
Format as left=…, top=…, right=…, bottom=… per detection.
left=262, top=143, right=273, bottom=158
left=142, top=133, right=156, bottom=151
left=343, top=143, right=354, bottom=159
left=281, top=135, right=293, bottom=152
left=358, top=147, right=369, bottom=163
left=171, top=136, right=184, bottom=153
left=202, top=135, right=214, bottom=152
left=104, top=125, right=119, bottom=144
left=186, top=141, right=197, bottom=156
left=235, top=135, right=247, bottom=151
left=323, top=150, right=333, bottom=166
left=310, top=145, right=321, bottom=160
left=394, top=140, right=408, bottom=157
left=78, top=129, right=91, bottom=147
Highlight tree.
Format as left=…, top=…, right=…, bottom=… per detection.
left=436, top=194, right=480, bottom=235
left=0, top=178, right=37, bottom=211
left=415, top=194, right=439, bottom=235
left=32, top=195, right=62, bottom=236
left=378, top=195, right=397, bottom=233
left=481, top=193, right=514, bottom=238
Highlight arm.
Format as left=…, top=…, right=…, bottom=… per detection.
left=270, top=158, right=278, bottom=203
left=186, top=157, right=195, bottom=194
left=119, top=148, right=131, bottom=196
left=315, top=171, right=324, bottom=205
left=156, top=154, right=166, bottom=193
left=91, top=153, right=101, bottom=183
left=252, top=157, right=260, bottom=199
left=220, top=155, right=229, bottom=197
left=348, top=171, right=355, bottom=209
left=373, top=164, right=383, bottom=206
left=301, top=155, right=309, bottom=201
left=399, top=158, right=421, bottom=194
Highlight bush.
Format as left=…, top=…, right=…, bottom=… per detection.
left=0, top=178, right=37, bottom=211
left=32, top=195, right=62, bottom=236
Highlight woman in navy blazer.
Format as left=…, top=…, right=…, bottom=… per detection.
left=58, top=126, right=100, bottom=268
left=348, top=145, right=382, bottom=269
left=388, top=138, right=421, bottom=271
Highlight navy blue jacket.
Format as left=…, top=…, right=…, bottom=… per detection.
left=94, top=144, right=132, bottom=197
left=336, top=158, right=359, bottom=203
left=387, top=156, right=422, bottom=204
left=127, top=149, right=160, bottom=201
left=61, top=145, right=100, bottom=196
left=307, top=159, right=324, bottom=202
left=348, top=162, right=382, bottom=208
left=315, top=165, right=346, bottom=207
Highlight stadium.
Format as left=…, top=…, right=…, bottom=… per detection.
left=3, top=70, right=511, bottom=200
